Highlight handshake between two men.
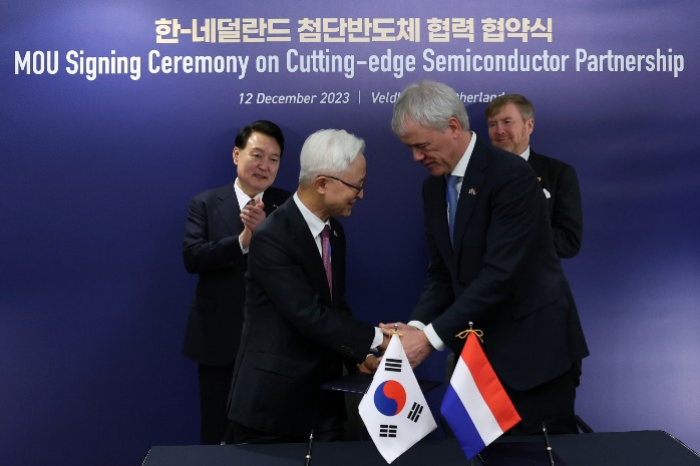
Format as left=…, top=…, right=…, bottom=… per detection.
left=358, top=322, right=434, bottom=374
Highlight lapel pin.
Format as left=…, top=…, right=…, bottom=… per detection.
left=468, top=188, right=477, bottom=196
left=333, top=229, right=338, bottom=238
left=537, top=177, right=542, bottom=183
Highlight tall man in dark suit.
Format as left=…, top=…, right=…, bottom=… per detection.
left=485, top=94, right=583, bottom=258
left=182, top=120, right=291, bottom=444
left=227, top=129, right=387, bottom=444
left=387, top=81, right=589, bottom=434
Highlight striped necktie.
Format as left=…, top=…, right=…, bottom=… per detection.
left=321, top=225, right=332, bottom=297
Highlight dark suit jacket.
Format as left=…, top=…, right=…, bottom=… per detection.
left=227, top=198, right=375, bottom=437
left=182, top=183, right=291, bottom=366
left=411, top=137, right=589, bottom=391
left=528, top=150, right=583, bottom=259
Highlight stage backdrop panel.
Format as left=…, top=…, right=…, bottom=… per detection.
left=2, top=1, right=699, bottom=465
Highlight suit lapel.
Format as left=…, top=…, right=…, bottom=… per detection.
left=425, top=176, right=454, bottom=272
left=262, top=188, right=286, bottom=215
left=527, top=150, right=544, bottom=184
left=216, top=184, right=243, bottom=235
left=285, top=200, right=333, bottom=304
left=527, top=151, right=554, bottom=217
left=328, top=219, right=344, bottom=306
left=452, top=139, right=487, bottom=259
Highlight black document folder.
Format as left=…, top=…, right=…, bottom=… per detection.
left=321, top=371, right=441, bottom=394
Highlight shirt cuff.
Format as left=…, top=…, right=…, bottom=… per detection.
left=238, top=234, right=249, bottom=255
left=371, top=328, right=384, bottom=351
left=422, top=324, right=446, bottom=351
left=407, top=320, right=425, bottom=330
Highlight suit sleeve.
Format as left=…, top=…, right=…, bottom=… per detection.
left=410, top=182, right=456, bottom=325
left=248, top=223, right=374, bottom=362
left=182, top=195, right=245, bottom=274
left=551, top=164, right=583, bottom=258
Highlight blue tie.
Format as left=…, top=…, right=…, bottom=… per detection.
left=446, top=175, right=460, bottom=244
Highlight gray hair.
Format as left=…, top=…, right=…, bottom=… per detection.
left=391, top=80, right=470, bottom=137
left=298, top=129, right=366, bottom=186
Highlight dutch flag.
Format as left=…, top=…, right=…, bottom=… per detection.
left=441, top=331, right=521, bottom=460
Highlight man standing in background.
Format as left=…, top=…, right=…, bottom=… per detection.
left=182, top=120, right=291, bottom=444
left=485, top=94, right=583, bottom=258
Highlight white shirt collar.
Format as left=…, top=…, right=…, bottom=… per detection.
left=450, top=131, right=477, bottom=178
left=293, top=192, right=329, bottom=240
left=520, top=146, right=531, bottom=161
left=233, top=178, right=263, bottom=211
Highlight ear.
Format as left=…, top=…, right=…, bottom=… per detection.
left=526, top=118, right=535, bottom=135
left=446, top=116, right=463, bottom=135
left=314, top=175, right=328, bottom=195
left=232, top=147, right=240, bottom=165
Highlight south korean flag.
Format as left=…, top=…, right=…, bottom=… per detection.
left=359, top=334, right=437, bottom=464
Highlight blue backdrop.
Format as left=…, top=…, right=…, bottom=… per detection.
left=2, top=1, right=699, bottom=465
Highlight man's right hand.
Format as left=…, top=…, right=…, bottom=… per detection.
left=239, top=198, right=266, bottom=249
left=358, top=354, right=379, bottom=374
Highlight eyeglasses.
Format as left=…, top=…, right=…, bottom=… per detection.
left=320, top=175, right=364, bottom=193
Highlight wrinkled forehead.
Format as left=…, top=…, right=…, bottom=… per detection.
left=399, top=120, right=443, bottom=145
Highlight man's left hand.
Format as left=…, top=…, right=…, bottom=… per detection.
left=241, top=198, right=266, bottom=231
left=358, top=354, right=379, bottom=374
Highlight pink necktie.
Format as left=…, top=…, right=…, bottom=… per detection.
left=321, top=225, right=332, bottom=297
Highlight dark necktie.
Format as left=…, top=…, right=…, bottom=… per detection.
left=321, top=225, right=332, bottom=297
left=446, top=175, right=460, bottom=244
